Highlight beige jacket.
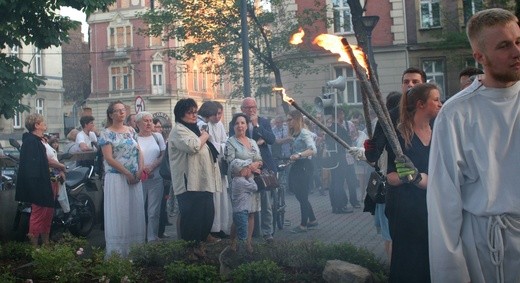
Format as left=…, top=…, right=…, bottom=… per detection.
left=168, top=123, right=222, bottom=195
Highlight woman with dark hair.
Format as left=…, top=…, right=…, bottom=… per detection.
left=15, top=114, right=66, bottom=246
left=98, top=101, right=146, bottom=258
left=225, top=113, right=263, bottom=253
left=385, top=83, right=442, bottom=282
left=286, top=110, right=318, bottom=233
left=168, top=98, right=221, bottom=258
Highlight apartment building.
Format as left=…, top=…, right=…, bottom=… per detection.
left=86, top=0, right=241, bottom=130
left=275, top=0, right=495, bottom=108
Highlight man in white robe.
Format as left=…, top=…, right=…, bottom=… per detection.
left=427, top=8, right=520, bottom=283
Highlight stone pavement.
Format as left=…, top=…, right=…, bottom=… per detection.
left=163, top=189, right=387, bottom=264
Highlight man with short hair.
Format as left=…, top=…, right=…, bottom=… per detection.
left=229, top=97, right=276, bottom=242
left=427, top=8, right=520, bottom=283
left=76, top=115, right=97, bottom=152
left=458, top=66, right=484, bottom=90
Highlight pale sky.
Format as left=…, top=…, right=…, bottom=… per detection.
left=60, top=6, right=89, bottom=42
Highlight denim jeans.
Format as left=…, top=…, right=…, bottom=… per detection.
left=233, top=210, right=249, bottom=241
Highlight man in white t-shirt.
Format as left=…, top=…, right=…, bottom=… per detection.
left=76, top=115, right=98, bottom=152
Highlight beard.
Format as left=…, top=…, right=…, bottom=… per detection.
left=485, top=55, right=520, bottom=84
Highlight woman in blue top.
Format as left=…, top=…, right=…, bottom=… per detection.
left=287, top=110, right=318, bottom=233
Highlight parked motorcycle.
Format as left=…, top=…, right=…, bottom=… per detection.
left=9, top=138, right=97, bottom=240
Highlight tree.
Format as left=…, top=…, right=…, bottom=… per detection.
left=141, top=0, right=327, bottom=101
left=0, top=0, right=115, bottom=119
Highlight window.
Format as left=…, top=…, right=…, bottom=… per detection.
left=34, top=48, right=42, bottom=75
left=422, top=59, right=445, bottom=97
left=108, top=25, right=132, bottom=49
left=176, top=65, right=187, bottom=91
left=13, top=111, right=21, bottom=129
left=10, top=45, right=19, bottom=57
left=334, top=66, right=361, bottom=105
left=420, top=0, right=441, bottom=29
left=193, top=66, right=199, bottom=91
left=35, top=98, right=44, bottom=115
left=151, top=64, right=164, bottom=95
left=201, top=71, right=208, bottom=91
left=150, top=35, right=163, bottom=47
left=110, top=65, right=133, bottom=91
left=463, top=0, right=483, bottom=24
left=333, top=0, right=353, bottom=34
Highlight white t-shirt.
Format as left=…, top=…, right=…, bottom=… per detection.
left=137, top=133, right=166, bottom=178
left=75, top=131, right=98, bottom=151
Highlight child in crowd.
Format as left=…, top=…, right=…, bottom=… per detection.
left=229, top=159, right=257, bottom=252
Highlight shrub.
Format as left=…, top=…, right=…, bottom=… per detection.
left=91, top=253, right=141, bottom=282
left=130, top=240, right=189, bottom=267
left=31, top=244, right=85, bottom=282
left=231, top=260, right=284, bottom=283
left=0, top=241, right=32, bottom=260
left=0, top=265, right=16, bottom=283
left=165, top=261, right=220, bottom=282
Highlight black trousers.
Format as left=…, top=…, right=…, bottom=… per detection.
left=176, top=191, right=214, bottom=243
left=329, top=161, right=360, bottom=209
left=289, top=159, right=316, bottom=226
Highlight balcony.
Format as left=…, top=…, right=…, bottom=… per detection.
left=101, top=47, right=132, bottom=61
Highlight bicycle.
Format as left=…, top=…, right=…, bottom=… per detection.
left=271, top=159, right=292, bottom=234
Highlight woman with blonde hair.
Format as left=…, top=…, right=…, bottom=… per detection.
left=287, top=110, right=318, bottom=233
left=385, top=83, right=442, bottom=282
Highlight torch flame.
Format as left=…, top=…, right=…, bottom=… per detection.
left=273, top=87, right=294, bottom=104
left=312, top=34, right=368, bottom=74
left=289, top=28, right=305, bottom=45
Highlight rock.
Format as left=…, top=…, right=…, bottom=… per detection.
left=322, top=260, right=374, bottom=283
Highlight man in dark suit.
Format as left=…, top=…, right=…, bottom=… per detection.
left=229, top=97, right=276, bottom=242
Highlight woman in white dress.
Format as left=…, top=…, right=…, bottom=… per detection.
left=98, top=101, right=146, bottom=258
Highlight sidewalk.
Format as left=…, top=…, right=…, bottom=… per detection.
left=165, top=189, right=387, bottom=263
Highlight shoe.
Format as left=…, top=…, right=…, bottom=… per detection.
left=352, top=204, right=361, bottom=209
left=291, top=226, right=307, bottom=233
left=263, top=235, right=274, bottom=243
left=307, top=221, right=319, bottom=229
left=158, top=233, right=170, bottom=238
left=206, top=234, right=222, bottom=244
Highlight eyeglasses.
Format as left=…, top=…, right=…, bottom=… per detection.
left=186, top=110, right=198, bottom=115
left=112, top=108, right=126, bottom=114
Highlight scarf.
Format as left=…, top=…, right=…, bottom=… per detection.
left=178, top=119, right=219, bottom=163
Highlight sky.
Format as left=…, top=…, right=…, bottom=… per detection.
left=61, top=7, right=89, bottom=42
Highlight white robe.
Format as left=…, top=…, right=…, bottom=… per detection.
left=208, top=121, right=232, bottom=234
left=427, top=79, right=520, bottom=283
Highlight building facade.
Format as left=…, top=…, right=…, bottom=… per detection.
left=0, top=44, right=65, bottom=143
left=275, top=0, right=499, bottom=111
left=87, top=0, right=242, bottom=130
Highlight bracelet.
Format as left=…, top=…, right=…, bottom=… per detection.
left=412, top=173, right=422, bottom=185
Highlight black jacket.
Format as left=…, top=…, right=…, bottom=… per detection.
left=15, top=132, right=54, bottom=207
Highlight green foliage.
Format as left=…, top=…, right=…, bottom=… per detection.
left=31, top=244, right=85, bottom=282
left=141, top=0, right=327, bottom=99
left=0, top=0, right=115, bottom=118
left=165, top=261, right=220, bottom=283
left=0, top=241, right=32, bottom=261
left=91, top=253, right=141, bottom=282
left=231, top=260, right=285, bottom=283
left=129, top=240, right=189, bottom=267
left=0, top=265, right=16, bottom=283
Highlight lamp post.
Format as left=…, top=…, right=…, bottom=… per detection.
left=361, top=15, right=380, bottom=81
left=240, top=0, right=251, bottom=97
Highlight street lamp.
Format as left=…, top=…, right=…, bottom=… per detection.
left=361, top=15, right=380, bottom=80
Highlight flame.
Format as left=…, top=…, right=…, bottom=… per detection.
left=273, top=87, right=294, bottom=104
left=312, top=34, right=368, bottom=74
left=289, top=27, right=305, bottom=45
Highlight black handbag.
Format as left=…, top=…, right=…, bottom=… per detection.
left=366, top=170, right=386, bottom=204
left=254, top=169, right=279, bottom=191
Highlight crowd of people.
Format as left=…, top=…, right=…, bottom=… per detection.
left=12, top=7, right=520, bottom=282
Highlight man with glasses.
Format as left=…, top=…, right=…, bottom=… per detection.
left=229, top=97, right=276, bottom=242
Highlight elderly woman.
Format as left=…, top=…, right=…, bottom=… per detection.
left=386, top=83, right=442, bottom=282
left=15, top=114, right=66, bottom=246
left=225, top=113, right=263, bottom=253
left=135, top=111, right=166, bottom=242
left=286, top=110, right=318, bottom=233
left=168, top=98, right=221, bottom=258
left=98, top=101, right=146, bottom=258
